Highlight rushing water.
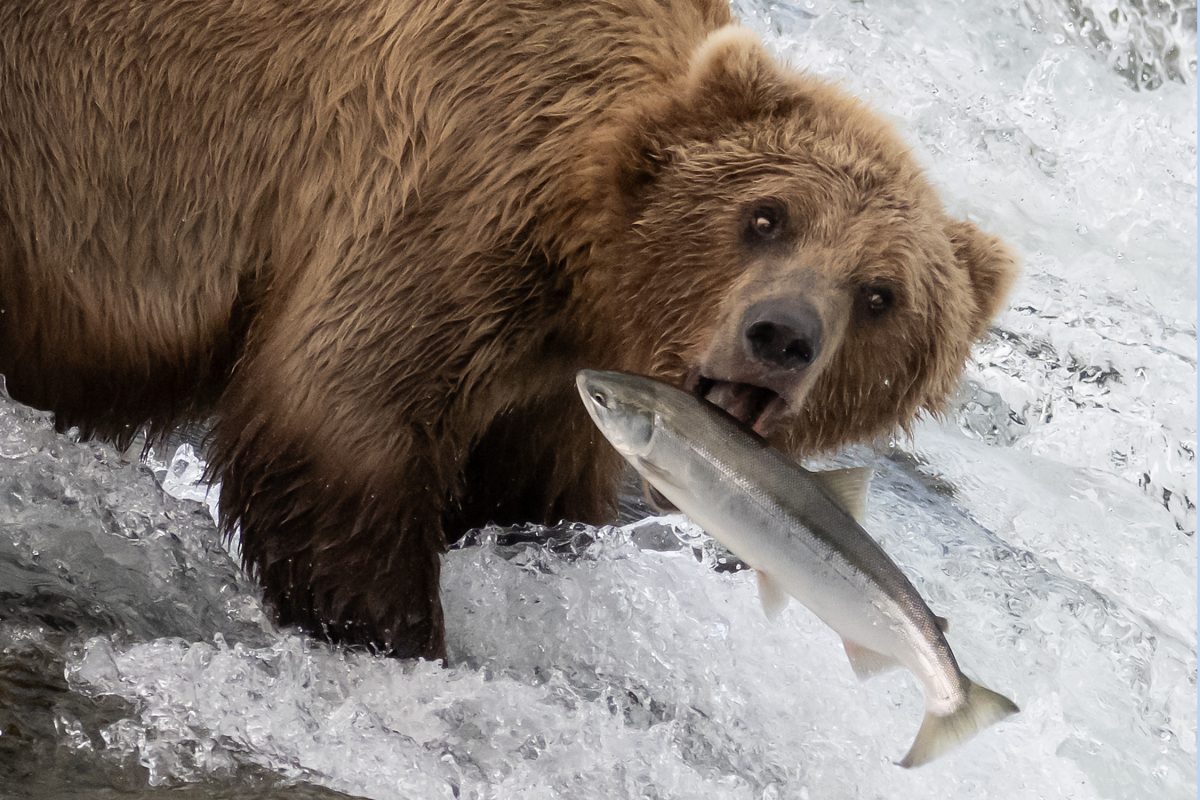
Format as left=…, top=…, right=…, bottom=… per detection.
left=1, top=1, right=1195, bottom=798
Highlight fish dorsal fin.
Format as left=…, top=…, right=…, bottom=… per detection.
left=935, top=615, right=949, bottom=633
left=842, top=639, right=901, bottom=680
left=756, top=570, right=789, bottom=619
left=811, top=466, right=872, bottom=523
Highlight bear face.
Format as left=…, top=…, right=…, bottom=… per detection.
left=575, top=27, right=1016, bottom=454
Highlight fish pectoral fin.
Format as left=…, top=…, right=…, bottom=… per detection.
left=635, top=460, right=677, bottom=497
left=811, top=466, right=873, bottom=523
left=842, top=639, right=901, bottom=681
left=755, top=571, right=789, bottom=619
left=641, top=477, right=678, bottom=513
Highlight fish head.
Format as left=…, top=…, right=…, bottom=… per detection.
left=575, top=370, right=660, bottom=459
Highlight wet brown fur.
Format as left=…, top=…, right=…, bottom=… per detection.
left=0, top=2, right=1016, bottom=657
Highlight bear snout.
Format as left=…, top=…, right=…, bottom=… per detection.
left=741, top=297, right=823, bottom=372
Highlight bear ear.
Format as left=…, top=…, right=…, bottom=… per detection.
left=684, top=25, right=794, bottom=120
left=598, top=27, right=793, bottom=215
left=946, top=219, right=1019, bottom=338
left=575, top=26, right=795, bottom=235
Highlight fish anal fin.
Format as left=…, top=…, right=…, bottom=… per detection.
left=756, top=571, right=789, bottom=619
left=812, top=466, right=873, bottom=523
left=842, top=639, right=900, bottom=681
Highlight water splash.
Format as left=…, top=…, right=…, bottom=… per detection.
left=1022, top=0, right=1197, bottom=90
left=1, top=0, right=1195, bottom=798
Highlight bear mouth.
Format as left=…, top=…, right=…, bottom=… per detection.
left=685, top=370, right=788, bottom=438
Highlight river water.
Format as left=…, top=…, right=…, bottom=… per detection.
left=1, top=1, right=1195, bottom=798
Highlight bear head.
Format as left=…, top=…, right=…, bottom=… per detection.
left=573, top=26, right=1017, bottom=454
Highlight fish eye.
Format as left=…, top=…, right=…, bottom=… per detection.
left=591, top=390, right=609, bottom=408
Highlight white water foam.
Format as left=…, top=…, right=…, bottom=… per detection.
left=1, top=1, right=1194, bottom=798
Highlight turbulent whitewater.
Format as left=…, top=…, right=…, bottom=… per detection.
left=0, top=1, right=1194, bottom=798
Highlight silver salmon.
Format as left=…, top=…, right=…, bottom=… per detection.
left=576, top=369, right=1017, bottom=768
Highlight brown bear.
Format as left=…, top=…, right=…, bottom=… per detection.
left=0, top=1, right=1016, bottom=659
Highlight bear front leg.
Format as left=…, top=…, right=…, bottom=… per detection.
left=208, top=223, right=573, bottom=657
left=212, top=399, right=453, bottom=658
left=208, top=277, right=480, bottom=660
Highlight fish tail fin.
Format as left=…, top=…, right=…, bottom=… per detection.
left=898, top=679, right=1019, bottom=768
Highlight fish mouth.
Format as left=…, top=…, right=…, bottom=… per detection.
left=639, top=368, right=788, bottom=515
left=683, top=368, right=789, bottom=438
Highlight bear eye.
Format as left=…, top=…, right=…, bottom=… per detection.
left=745, top=201, right=786, bottom=242
left=861, top=285, right=895, bottom=317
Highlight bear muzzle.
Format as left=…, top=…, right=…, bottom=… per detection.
left=684, top=294, right=832, bottom=439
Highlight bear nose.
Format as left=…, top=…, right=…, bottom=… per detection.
left=742, top=298, right=823, bottom=371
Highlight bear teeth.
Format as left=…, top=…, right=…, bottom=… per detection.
left=692, top=375, right=783, bottom=435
